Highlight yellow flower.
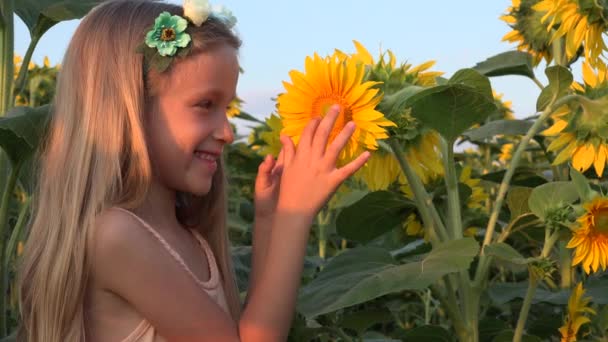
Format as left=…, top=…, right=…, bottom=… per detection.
left=493, top=91, right=515, bottom=120
left=354, top=150, right=401, bottom=191
left=404, top=213, right=424, bottom=237
left=543, top=62, right=608, bottom=177
left=226, top=97, right=242, bottom=118
left=17, top=241, right=24, bottom=257
left=459, top=165, right=489, bottom=210
left=558, top=282, right=595, bottom=341
left=499, top=143, right=514, bottom=163
left=396, top=132, right=444, bottom=186
left=277, top=52, right=395, bottom=165
left=501, top=0, right=555, bottom=65
left=534, top=0, right=608, bottom=69
left=249, top=113, right=283, bottom=157
left=567, top=197, right=608, bottom=274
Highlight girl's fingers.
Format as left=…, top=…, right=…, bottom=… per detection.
left=311, top=104, right=340, bottom=158
left=271, top=150, right=284, bottom=176
left=324, top=121, right=356, bottom=165
left=298, top=117, right=321, bottom=151
left=334, top=150, right=371, bottom=183
left=280, top=135, right=295, bottom=166
left=256, top=155, right=274, bottom=189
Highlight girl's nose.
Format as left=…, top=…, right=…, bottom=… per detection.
left=214, top=113, right=234, bottom=144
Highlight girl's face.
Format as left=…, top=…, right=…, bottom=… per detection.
left=146, top=44, right=238, bottom=196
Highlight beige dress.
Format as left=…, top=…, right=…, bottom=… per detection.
left=113, top=208, right=230, bottom=342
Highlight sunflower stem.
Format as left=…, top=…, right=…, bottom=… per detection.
left=532, top=77, right=545, bottom=91
left=558, top=241, right=574, bottom=288
left=388, top=138, right=449, bottom=243
left=513, top=272, right=538, bottom=342
left=441, top=138, right=463, bottom=239
left=14, top=34, right=41, bottom=100
left=473, top=94, right=582, bottom=288
left=0, top=0, right=14, bottom=118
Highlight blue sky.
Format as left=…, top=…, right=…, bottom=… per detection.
left=14, top=1, right=579, bottom=131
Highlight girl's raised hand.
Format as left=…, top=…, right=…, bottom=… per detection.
left=276, top=104, right=370, bottom=221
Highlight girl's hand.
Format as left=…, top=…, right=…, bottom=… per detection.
left=276, top=104, right=370, bottom=221
left=253, top=151, right=284, bottom=220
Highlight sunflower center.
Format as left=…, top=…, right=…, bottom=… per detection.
left=594, top=208, right=608, bottom=234
left=312, top=97, right=353, bottom=140
left=160, top=27, right=176, bottom=41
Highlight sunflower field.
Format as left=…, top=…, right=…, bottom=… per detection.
left=3, top=0, right=608, bottom=341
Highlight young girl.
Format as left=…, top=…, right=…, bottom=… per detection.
left=16, top=0, right=370, bottom=341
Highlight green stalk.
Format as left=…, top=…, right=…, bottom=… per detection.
left=0, top=0, right=14, bottom=117
left=4, top=196, right=30, bottom=263
left=316, top=209, right=331, bottom=259
left=0, top=161, right=21, bottom=337
left=558, top=241, right=573, bottom=288
left=13, top=36, right=41, bottom=99
left=513, top=230, right=559, bottom=342
left=441, top=138, right=463, bottom=239
left=473, top=94, right=582, bottom=287
left=513, top=273, right=538, bottom=342
left=388, top=138, right=449, bottom=243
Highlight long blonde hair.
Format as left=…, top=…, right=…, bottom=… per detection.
left=17, top=1, right=242, bottom=341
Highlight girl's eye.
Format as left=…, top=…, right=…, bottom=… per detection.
left=196, top=100, right=213, bottom=110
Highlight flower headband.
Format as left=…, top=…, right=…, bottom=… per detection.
left=136, top=0, right=237, bottom=73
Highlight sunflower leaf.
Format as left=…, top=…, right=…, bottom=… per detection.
left=405, top=74, right=497, bottom=142
left=463, top=119, right=534, bottom=142
left=296, top=238, right=479, bottom=318
left=473, top=51, right=535, bottom=79
left=484, top=242, right=535, bottom=267
left=536, top=66, right=573, bottom=111
left=336, top=191, right=416, bottom=244
left=528, top=181, right=579, bottom=220
left=569, top=166, right=599, bottom=202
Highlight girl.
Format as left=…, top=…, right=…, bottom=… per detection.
left=16, top=0, right=370, bottom=341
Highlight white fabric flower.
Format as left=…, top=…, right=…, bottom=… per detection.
left=211, top=4, right=237, bottom=28
left=183, top=0, right=211, bottom=26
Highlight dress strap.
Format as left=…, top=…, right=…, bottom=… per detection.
left=111, top=207, right=219, bottom=289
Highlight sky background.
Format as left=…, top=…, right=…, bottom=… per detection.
left=14, top=0, right=584, bottom=135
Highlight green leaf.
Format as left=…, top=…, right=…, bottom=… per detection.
left=473, top=50, right=535, bottom=79
left=570, top=166, right=598, bottom=202
left=406, top=69, right=497, bottom=142
left=536, top=66, right=573, bottom=111
left=463, top=120, right=533, bottom=142
left=340, top=309, right=394, bottom=336
left=484, top=242, right=534, bottom=266
left=15, top=0, right=102, bottom=39
left=0, top=105, right=50, bottom=165
left=448, top=68, right=493, bottom=99
left=492, top=330, right=542, bottom=342
left=296, top=238, right=479, bottom=318
left=481, top=167, right=548, bottom=187
left=479, top=318, right=509, bottom=342
left=336, top=191, right=416, bottom=244
left=507, top=187, right=533, bottom=219
left=233, top=110, right=264, bottom=123
left=528, top=181, right=578, bottom=220
left=401, top=325, right=453, bottom=341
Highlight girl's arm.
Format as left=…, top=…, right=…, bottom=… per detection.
left=94, top=105, right=368, bottom=342
left=239, top=105, right=370, bottom=341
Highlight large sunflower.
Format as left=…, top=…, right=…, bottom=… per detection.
left=354, top=150, right=401, bottom=191
left=501, top=0, right=555, bottom=65
left=277, top=52, right=395, bottom=165
left=567, top=197, right=608, bottom=274
left=558, top=282, right=595, bottom=341
left=543, top=62, right=608, bottom=177
left=534, top=0, right=608, bottom=68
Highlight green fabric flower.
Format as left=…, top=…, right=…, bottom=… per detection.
left=145, top=11, right=191, bottom=57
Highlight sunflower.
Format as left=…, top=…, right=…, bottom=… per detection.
left=558, top=282, right=595, bottom=341
left=493, top=91, right=516, bottom=121
left=249, top=113, right=283, bottom=157
left=277, top=52, right=395, bottom=165
left=567, top=197, right=608, bottom=274
left=501, top=0, right=555, bottom=65
left=226, top=97, right=243, bottom=118
left=354, top=150, right=401, bottom=191
left=459, top=165, right=489, bottom=210
left=499, top=143, right=514, bottom=163
left=543, top=62, right=608, bottom=177
left=534, top=0, right=608, bottom=69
